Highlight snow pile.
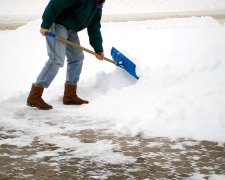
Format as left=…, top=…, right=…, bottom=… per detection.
left=78, top=17, right=225, bottom=142
left=1, top=17, right=225, bottom=143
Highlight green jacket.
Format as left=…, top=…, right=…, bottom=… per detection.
left=41, top=0, right=103, bottom=53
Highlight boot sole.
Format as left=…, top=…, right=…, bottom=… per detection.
left=63, top=102, right=89, bottom=105
left=27, top=103, right=52, bottom=110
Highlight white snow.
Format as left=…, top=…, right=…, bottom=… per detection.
left=1, top=17, right=225, bottom=144
left=0, top=0, right=225, bottom=17
left=188, top=174, right=225, bottom=180
left=0, top=0, right=225, bottom=167
left=0, top=0, right=48, bottom=17
left=103, top=0, right=225, bottom=14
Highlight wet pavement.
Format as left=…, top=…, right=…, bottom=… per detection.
left=0, top=129, right=224, bottom=179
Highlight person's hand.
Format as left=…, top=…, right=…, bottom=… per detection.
left=40, top=28, right=50, bottom=36
left=95, top=52, right=104, bottom=60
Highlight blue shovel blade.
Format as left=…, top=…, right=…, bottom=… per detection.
left=111, top=47, right=139, bottom=79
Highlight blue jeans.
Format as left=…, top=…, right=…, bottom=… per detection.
left=35, top=23, right=84, bottom=88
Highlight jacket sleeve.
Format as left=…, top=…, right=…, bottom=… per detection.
left=41, top=0, right=77, bottom=29
left=87, top=10, right=103, bottom=53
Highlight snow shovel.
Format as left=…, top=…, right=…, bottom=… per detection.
left=46, top=32, right=139, bottom=79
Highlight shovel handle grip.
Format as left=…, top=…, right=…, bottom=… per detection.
left=46, top=32, right=116, bottom=65
left=46, top=32, right=56, bottom=38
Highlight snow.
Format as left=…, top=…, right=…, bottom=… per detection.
left=0, top=0, right=48, bottom=17
left=1, top=0, right=225, bottom=17
left=0, top=0, right=225, bottom=168
left=1, top=17, right=225, bottom=144
left=104, top=0, right=225, bottom=14
left=188, top=174, right=225, bottom=180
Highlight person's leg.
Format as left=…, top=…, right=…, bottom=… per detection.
left=27, top=23, right=68, bottom=109
left=65, top=31, right=84, bottom=84
left=35, top=23, right=69, bottom=88
left=63, top=31, right=89, bottom=105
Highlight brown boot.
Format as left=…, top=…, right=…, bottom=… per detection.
left=27, top=84, right=53, bottom=110
left=63, top=83, right=89, bottom=105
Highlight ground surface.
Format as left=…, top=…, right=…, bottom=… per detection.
left=0, top=129, right=225, bottom=179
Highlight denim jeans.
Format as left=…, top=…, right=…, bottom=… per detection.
left=35, top=23, right=84, bottom=88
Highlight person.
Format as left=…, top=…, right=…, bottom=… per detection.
left=27, top=0, right=105, bottom=110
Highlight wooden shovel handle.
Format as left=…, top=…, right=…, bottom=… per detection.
left=56, top=36, right=116, bottom=65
